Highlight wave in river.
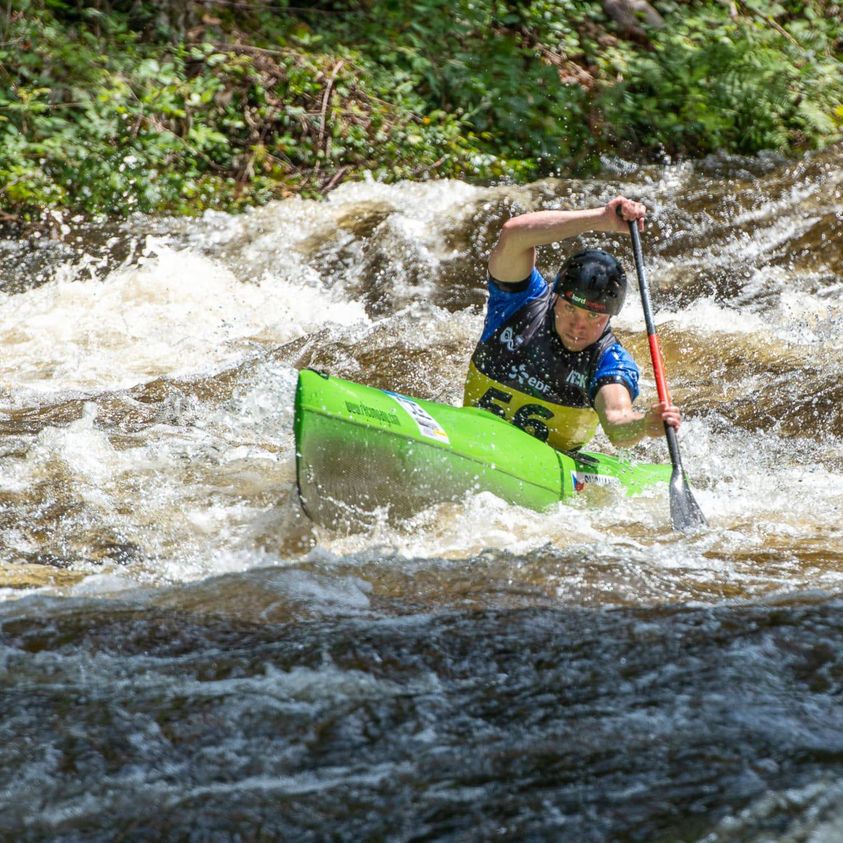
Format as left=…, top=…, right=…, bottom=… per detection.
left=1, top=148, right=842, bottom=842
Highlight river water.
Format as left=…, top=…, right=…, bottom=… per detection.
left=1, top=146, right=842, bottom=841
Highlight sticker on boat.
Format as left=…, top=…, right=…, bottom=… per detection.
left=572, top=471, right=621, bottom=491
left=385, top=391, right=450, bottom=444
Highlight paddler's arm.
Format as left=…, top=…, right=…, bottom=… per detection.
left=488, top=197, right=647, bottom=283
left=594, top=383, right=681, bottom=448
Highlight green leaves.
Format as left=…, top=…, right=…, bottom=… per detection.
left=1, top=0, right=840, bottom=219
left=597, top=3, right=842, bottom=158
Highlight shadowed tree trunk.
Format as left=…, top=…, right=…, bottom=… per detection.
left=602, top=0, right=665, bottom=42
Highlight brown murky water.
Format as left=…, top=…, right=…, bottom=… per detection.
left=1, top=146, right=842, bottom=841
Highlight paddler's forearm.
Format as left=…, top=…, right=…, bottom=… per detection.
left=489, top=207, right=616, bottom=282
left=600, top=412, right=650, bottom=448
left=495, top=208, right=612, bottom=250
left=597, top=393, right=682, bottom=448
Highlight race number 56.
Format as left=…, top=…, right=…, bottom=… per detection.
left=477, top=387, right=553, bottom=442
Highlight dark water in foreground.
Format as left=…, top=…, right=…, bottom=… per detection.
left=4, top=593, right=843, bottom=841
left=1, top=147, right=842, bottom=840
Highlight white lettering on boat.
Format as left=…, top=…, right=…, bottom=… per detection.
left=573, top=472, right=621, bottom=490
left=345, top=401, right=402, bottom=427
left=385, top=391, right=450, bottom=444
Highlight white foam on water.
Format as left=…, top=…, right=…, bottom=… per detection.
left=68, top=572, right=139, bottom=596
left=0, top=379, right=301, bottom=589
left=612, top=294, right=768, bottom=336
left=327, top=176, right=482, bottom=219
left=194, top=357, right=301, bottom=447
left=309, top=481, right=666, bottom=570
left=771, top=287, right=843, bottom=347
left=171, top=178, right=485, bottom=308
left=699, top=777, right=843, bottom=843
left=299, top=404, right=843, bottom=604
left=326, top=179, right=485, bottom=305
left=613, top=283, right=842, bottom=357
left=1, top=168, right=840, bottom=604
left=0, top=244, right=368, bottom=405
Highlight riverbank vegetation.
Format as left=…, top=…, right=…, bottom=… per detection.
left=2, top=0, right=841, bottom=220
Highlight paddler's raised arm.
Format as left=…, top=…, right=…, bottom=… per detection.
left=488, top=196, right=647, bottom=284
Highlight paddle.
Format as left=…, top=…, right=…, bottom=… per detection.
left=623, top=212, right=707, bottom=531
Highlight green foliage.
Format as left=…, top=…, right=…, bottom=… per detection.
left=0, top=0, right=840, bottom=219
left=597, top=1, right=843, bottom=157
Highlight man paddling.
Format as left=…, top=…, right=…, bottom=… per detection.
left=464, top=196, right=681, bottom=452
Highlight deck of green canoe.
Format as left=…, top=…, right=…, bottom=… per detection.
left=294, top=368, right=672, bottom=527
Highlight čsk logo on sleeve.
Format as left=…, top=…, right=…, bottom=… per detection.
left=565, top=369, right=587, bottom=389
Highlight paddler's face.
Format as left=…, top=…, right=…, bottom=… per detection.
left=553, top=298, right=610, bottom=352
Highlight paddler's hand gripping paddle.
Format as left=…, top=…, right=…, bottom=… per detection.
left=621, top=207, right=707, bottom=531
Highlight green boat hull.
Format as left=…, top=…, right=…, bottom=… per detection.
left=294, top=368, right=672, bottom=528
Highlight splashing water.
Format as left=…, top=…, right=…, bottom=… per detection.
left=1, top=150, right=842, bottom=841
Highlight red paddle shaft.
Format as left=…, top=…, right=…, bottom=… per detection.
left=626, top=220, right=681, bottom=461
left=648, top=335, right=671, bottom=405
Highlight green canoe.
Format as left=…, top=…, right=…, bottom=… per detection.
left=294, top=368, right=672, bottom=528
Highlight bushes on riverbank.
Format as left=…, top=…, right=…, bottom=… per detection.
left=2, top=0, right=841, bottom=220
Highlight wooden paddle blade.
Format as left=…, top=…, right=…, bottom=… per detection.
left=669, top=467, right=708, bottom=532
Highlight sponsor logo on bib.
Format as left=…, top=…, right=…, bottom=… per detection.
left=500, top=326, right=524, bottom=352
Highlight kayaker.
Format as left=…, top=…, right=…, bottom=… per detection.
left=464, top=196, right=681, bottom=452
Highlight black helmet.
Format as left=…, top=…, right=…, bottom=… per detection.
left=554, top=249, right=627, bottom=316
